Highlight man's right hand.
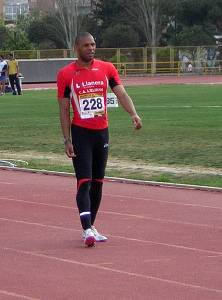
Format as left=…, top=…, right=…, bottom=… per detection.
left=65, top=142, right=76, bottom=158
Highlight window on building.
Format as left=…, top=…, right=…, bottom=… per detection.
left=4, top=1, right=29, bottom=21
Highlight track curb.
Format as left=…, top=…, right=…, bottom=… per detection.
left=1, top=165, right=222, bottom=193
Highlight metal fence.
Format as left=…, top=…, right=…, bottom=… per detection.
left=1, top=45, right=222, bottom=75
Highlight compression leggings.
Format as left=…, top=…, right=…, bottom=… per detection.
left=71, top=125, right=109, bottom=230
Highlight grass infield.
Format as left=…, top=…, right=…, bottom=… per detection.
left=0, top=85, right=222, bottom=187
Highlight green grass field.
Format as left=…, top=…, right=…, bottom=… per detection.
left=0, top=85, right=222, bottom=187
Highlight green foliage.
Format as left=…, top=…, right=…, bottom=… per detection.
left=91, top=0, right=131, bottom=46
left=0, top=17, right=4, bottom=26
left=101, top=24, right=139, bottom=47
left=177, top=25, right=215, bottom=46
left=0, top=26, right=7, bottom=49
left=1, top=1, right=222, bottom=51
left=96, top=0, right=126, bottom=30
left=156, top=48, right=171, bottom=61
left=109, top=53, right=128, bottom=63
left=4, top=27, right=33, bottom=50
left=207, top=0, right=222, bottom=30
left=27, top=13, right=68, bottom=49
left=177, top=0, right=210, bottom=26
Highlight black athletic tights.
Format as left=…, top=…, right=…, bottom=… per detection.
left=71, top=125, right=109, bottom=230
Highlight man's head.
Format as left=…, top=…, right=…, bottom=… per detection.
left=74, top=32, right=96, bottom=63
left=8, top=53, right=14, bottom=60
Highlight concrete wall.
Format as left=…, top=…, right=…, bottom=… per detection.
left=19, top=58, right=75, bottom=83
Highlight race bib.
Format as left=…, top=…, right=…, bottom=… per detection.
left=79, top=94, right=105, bottom=119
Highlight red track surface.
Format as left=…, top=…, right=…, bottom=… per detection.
left=0, top=169, right=222, bottom=300
left=22, top=74, right=222, bottom=90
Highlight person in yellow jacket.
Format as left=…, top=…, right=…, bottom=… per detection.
left=7, top=54, right=22, bottom=95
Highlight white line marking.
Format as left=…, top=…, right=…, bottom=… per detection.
left=0, top=289, right=40, bottom=300
left=0, top=217, right=221, bottom=256
left=1, top=247, right=222, bottom=295
left=103, top=193, right=222, bottom=211
left=137, top=105, right=222, bottom=108
left=0, top=197, right=72, bottom=209
left=1, top=196, right=222, bottom=230
left=0, top=182, right=14, bottom=185
left=102, top=210, right=222, bottom=230
left=0, top=217, right=74, bottom=232
left=3, top=192, right=222, bottom=212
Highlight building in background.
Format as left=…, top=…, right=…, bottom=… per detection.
left=3, top=0, right=29, bottom=22
left=1, top=0, right=93, bottom=23
left=29, top=0, right=56, bottom=12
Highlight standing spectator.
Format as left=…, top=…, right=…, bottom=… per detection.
left=7, top=54, right=22, bottom=95
left=0, top=55, right=7, bottom=96
left=187, top=62, right=193, bottom=72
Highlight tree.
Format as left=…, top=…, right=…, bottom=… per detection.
left=175, top=0, right=219, bottom=46
left=88, top=0, right=132, bottom=47
left=176, top=0, right=210, bottom=27
left=124, top=0, right=175, bottom=47
left=0, top=26, right=7, bottom=49
left=177, top=25, right=215, bottom=46
left=124, top=0, right=176, bottom=72
left=55, top=0, right=88, bottom=48
left=101, top=24, right=139, bottom=47
left=4, top=27, right=33, bottom=50
left=28, top=15, right=67, bottom=48
left=207, top=0, right=222, bottom=31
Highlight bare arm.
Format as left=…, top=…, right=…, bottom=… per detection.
left=57, top=97, right=75, bottom=158
left=112, top=85, right=142, bottom=129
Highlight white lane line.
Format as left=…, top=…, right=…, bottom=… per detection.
left=0, top=196, right=73, bottom=210
left=103, top=193, right=222, bottom=211
left=136, top=105, right=222, bottom=108
left=0, top=217, right=222, bottom=256
left=102, top=210, right=222, bottom=230
left=0, top=182, right=14, bottom=185
left=1, top=197, right=222, bottom=230
left=2, top=194, right=222, bottom=214
left=1, top=247, right=222, bottom=295
left=0, top=289, right=40, bottom=300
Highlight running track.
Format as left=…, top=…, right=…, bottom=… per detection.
left=22, top=74, right=222, bottom=89
left=0, top=168, right=222, bottom=300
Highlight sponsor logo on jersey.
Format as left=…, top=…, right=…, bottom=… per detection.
left=76, top=80, right=104, bottom=89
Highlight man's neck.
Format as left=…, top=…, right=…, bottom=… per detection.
left=76, top=58, right=93, bottom=68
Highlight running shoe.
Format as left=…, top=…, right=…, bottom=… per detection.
left=91, top=226, right=107, bottom=242
left=83, top=228, right=95, bottom=247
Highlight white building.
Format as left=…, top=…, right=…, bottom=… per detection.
left=3, top=0, right=29, bottom=22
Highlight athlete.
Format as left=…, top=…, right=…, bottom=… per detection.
left=57, top=32, right=142, bottom=247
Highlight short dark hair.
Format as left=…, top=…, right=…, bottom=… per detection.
left=74, top=32, right=93, bottom=46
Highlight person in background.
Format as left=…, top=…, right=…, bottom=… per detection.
left=0, top=55, right=7, bottom=96
left=7, top=54, right=22, bottom=95
left=57, top=32, right=142, bottom=247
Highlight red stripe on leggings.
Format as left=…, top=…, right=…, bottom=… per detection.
left=77, top=178, right=91, bottom=190
left=93, top=179, right=104, bottom=183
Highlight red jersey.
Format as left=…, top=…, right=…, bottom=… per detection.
left=57, top=59, right=121, bottom=130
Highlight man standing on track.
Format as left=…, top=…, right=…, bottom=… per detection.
left=57, top=32, right=142, bottom=247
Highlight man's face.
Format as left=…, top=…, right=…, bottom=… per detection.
left=75, top=35, right=96, bottom=63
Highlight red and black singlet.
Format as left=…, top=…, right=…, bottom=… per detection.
left=57, top=59, right=121, bottom=130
